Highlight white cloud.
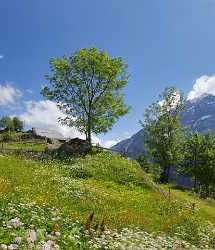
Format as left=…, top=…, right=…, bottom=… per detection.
left=0, top=55, right=4, bottom=59
left=20, top=100, right=82, bottom=139
left=0, top=83, right=22, bottom=106
left=19, top=100, right=101, bottom=144
left=188, top=75, right=215, bottom=100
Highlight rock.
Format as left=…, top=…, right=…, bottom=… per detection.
left=47, top=138, right=59, bottom=144
left=15, top=237, right=22, bottom=244
left=26, top=229, right=37, bottom=244
left=54, top=231, right=61, bottom=237
left=8, top=244, right=18, bottom=250
left=57, top=138, right=90, bottom=156
left=37, top=240, right=60, bottom=250
left=0, top=244, right=8, bottom=250
left=7, top=217, right=22, bottom=229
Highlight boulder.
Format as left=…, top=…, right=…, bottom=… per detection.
left=57, top=138, right=90, bottom=155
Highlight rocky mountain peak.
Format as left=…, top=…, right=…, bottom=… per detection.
left=112, top=94, right=215, bottom=158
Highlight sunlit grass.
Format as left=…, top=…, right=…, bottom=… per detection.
left=0, top=155, right=160, bottom=230
left=1, top=153, right=215, bottom=248
left=0, top=142, right=46, bottom=152
left=162, top=184, right=215, bottom=224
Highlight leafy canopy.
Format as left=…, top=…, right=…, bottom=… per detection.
left=141, top=87, right=185, bottom=183
left=12, top=117, right=24, bottom=132
left=182, top=131, right=215, bottom=197
left=0, top=116, right=23, bottom=132
left=42, top=47, right=130, bottom=144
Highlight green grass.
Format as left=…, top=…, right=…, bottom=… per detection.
left=163, top=185, right=215, bottom=223
left=0, top=152, right=215, bottom=248
left=0, top=154, right=159, bottom=230
left=0, top=141, right=46, bottom=152
left=0, top=153, right=213, bottom=230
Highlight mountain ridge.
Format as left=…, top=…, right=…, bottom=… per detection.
left=111, top=94, right=215, bottom=158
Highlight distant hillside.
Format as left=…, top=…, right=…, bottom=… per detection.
left=112, top=94, right=215, bottom=158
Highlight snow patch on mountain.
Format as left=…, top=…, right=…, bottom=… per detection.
left=199, top=115, right=212, bottom=121
left=193, top=115, right=212, bottom=128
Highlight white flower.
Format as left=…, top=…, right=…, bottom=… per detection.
left=8, top=244, right=18, bottom=250
left=7, top=217, right=22, bottom=229
left=0, top=244, right=8, bottom=250
left=26, top=229, right=37, bottom=244
left=37, top=240, right=60, bottom=250
left=54, top=232, right=61, bottom=237
left=15, top=237, right=22, bottom=244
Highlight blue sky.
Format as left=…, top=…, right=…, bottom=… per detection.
left=1, top=0, right=215, bottom=146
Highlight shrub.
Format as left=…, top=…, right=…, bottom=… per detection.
left=1, top=131, right=18, bottom=142
left=69, top=165, right=93, bottom=179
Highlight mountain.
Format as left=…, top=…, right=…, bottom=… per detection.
left=111, top=94, right=215, bottom=158
left=181, top=94, right=215, bottom=133
left=111, top=130, right=144, bottom=158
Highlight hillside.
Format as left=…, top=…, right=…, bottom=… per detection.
left=112, top=94, right=215, bottom=158
left=1, top=152, right=215, bottom=249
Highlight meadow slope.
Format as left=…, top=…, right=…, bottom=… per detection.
left=0, top=152, right=215, bottom=249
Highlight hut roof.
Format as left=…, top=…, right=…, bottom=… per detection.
left=33, top=128, right=66, bottom=140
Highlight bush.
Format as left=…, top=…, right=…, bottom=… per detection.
left=69, top=165, right=93, bottom=179
left=1, top=131, right=18, bottom=142
left=137, top=154, right=161, bottom=182
left=69, top=151, right=149, bottom=187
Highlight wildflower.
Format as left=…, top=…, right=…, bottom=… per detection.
left=37, top=240, right=60, bottom=250
left=15, top=237, right=22, bottom=244
left=7, top=244, right=18, bottom=250
left=26, top=229, right=37, bottom=244
left=0, top=244, right=8, bottom=250
left=54, top=232, right=61, bottom=237
left=7, top=217, right=22, bottom=229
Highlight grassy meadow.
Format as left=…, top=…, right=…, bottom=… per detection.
left=0, top=152, right=215, bottom=249
left=0, top=142, right=46, bottom=152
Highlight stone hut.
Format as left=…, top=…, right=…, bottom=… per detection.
left=23, top=128, right=68, bottom=143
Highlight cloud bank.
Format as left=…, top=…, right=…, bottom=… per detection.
left=19, top=100, right=100, bottom=144
left=187, top=75, right=215, bottom=100
left=20, top=100, right=83, bottom=138
left=0, top=83, right=22, bottom=106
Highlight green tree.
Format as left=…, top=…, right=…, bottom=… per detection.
left=182, top=131, right=215, bottom=197
left=137, top=152, right=161, bottom=181
left=196, top=132, right=215, bottom=197
left=0, top=116, right=23, bottom=132
left=137, top=152, right=151, bottom=173
left=42, top=48, right=130, bottom=146
left=181, top=132, right=202, bottom=189
left=0, top=116, right=14, bottom=131
left=141, top=87, right=185, bottom=183
left=12, top=117, right=23, bottom=132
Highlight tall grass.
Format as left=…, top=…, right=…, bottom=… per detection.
left=0, top=152, right=215, bottom=248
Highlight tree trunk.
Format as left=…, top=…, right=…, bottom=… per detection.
left=194, top=176, right=197, bottom=191
left=87, top=127, right=92, bottom=147
left=205, top=183, right=210, bottom=198
left=160, top=166, right=170, bottom=183
left=86, top=113, right=92, bottom=148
